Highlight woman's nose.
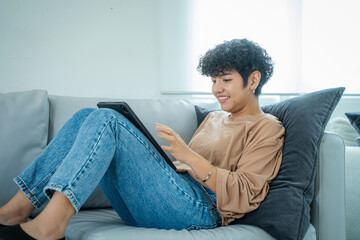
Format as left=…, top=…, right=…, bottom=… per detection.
left=213, top=82, right=224, bottom=93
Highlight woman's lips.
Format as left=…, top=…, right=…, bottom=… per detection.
left=218, top=96, right=230, bottom=103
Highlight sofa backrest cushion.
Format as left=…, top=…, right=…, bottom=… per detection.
left=0, top=90, right=49, bottom=207
left=195, top=87, right=345, bottom=240
left=48, top=96, right=220, bottom=209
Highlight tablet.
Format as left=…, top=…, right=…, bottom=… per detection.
left=97, top=102, right=176, bottom=170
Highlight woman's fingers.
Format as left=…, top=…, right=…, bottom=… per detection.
left=155, top=123, right=174, bottom=135
left=154, top=123, right=192, bottom=163
left=174, top=161, right=191, bottom=172
left=175, top=168, right=188, bottom=173
left=155, top=123, right=178, bottom=143
left=161, top=145, right=171, bottom=151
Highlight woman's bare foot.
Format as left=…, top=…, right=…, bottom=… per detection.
left=20, top=191, right=75, bottom=239
left=0, top=190, right=35, bottom=226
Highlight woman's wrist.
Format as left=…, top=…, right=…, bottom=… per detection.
left=202, top=167, right=213, bottom=183
left=188, top=154, right=213, bottom=178
left=181, top=149, right=200, bottom=166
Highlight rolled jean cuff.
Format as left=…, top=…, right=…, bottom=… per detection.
left=13, top=176, right=42, bottom=209
left=44, top=184, right=81, bottom=213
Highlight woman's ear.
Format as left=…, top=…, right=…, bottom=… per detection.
left=249, top=71, right=261, bottom=92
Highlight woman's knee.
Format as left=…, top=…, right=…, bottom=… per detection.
left=73, top=108, right=97, bottom=119
left=86, top=108, right=119, bottom=123
left=66, top=108, right=97, bottom=125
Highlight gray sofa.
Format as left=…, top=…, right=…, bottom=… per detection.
left=326, top=117, right=360, bottom=240
left=0, top=90, right=346, bottom=240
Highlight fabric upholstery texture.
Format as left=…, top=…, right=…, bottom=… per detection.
left=0, top=90, right=49, bottom=206
left=326, top=117, right=359, bottom=146
left=195, top=87, right=345, bottom=240
left=344, top=146, right=360, bottom=239
left=66, top=209, right=277, bottom=240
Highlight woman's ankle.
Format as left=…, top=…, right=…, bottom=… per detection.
left=0, top=190, right=35, bottom=225
left=21, top=219, right=67, bottom=240
left=19, top=191, right=75, bottom=239
left=0, top=206, right=30, bottom=225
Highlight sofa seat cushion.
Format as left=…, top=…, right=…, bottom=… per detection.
left=66, top=209, right=274, bottom=240
left=66, top=209, right=316, bottom=240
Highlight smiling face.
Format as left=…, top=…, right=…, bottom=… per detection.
left=211, top=70, right=262, bottom=116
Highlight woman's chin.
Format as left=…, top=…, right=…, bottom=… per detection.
left=220, top=106, right=231, bottom=113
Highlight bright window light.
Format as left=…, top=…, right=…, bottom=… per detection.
left=188, top=0, right=302, bottom=93
left=186, top=0, right=360, bottom=94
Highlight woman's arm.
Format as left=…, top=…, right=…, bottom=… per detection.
left=155, top=123, right=217, bottom=192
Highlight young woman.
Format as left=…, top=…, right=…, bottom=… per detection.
left=0, top=39, right=285, bottom=239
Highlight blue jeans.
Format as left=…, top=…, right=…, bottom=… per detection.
left=14, top=108, right=221, bottom=230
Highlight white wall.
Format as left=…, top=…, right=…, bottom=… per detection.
left=0, top=0, right=192, bottom=99
left=3, top=0, right=359, bottom=99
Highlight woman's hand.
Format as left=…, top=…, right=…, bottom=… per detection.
left=155, top=123, right=217, bottom=192
left=173, top=160, right=191, bottom=173
left=155, top=123, right=195, bottom=165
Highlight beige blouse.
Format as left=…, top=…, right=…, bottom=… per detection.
left=188, top=111, right=285, bottom=226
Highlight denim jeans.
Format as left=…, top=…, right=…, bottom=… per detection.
left=14, top=108, right=221, bottom=230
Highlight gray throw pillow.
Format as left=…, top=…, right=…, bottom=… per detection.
left=345, top=112, right=360, bottom=147
left=326, top=117, right=359, bottom=146
left=345, top=112, right=360, bottom=134
left=195, top=87, right=345, bottom=240
left=0, top=90, right=49, bottom=206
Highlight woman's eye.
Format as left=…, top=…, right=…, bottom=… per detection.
left=211, top=80, right=216, bottom=84
left=223, top=79, right=231, bottom=82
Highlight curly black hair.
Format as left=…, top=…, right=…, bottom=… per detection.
left=197, top=39, right=274, bottom=96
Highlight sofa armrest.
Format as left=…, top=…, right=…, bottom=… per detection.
left=311, top=132, right=346, bottom=240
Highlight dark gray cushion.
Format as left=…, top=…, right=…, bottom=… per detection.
left=195, top=87, right=345, bottom=240
left=195, top=105, right=215, bottom=127
left=345, top=112, right=360, bottom=147
left=345, top=112, right=360, bottom=135
left=0, top=90, right=49, bottom=206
